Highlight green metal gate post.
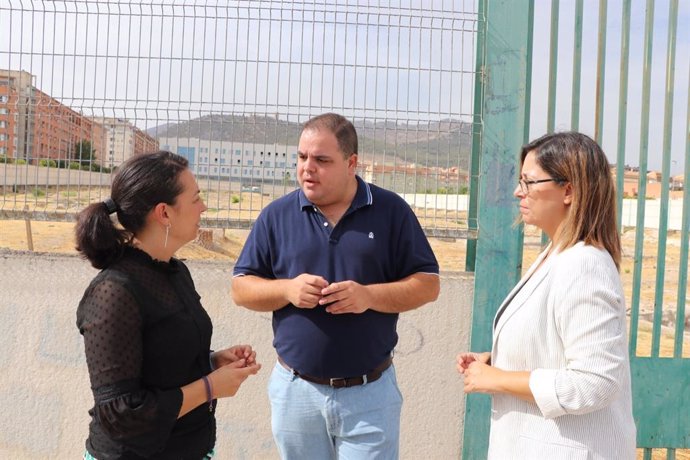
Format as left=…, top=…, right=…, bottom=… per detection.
left=462, top=1, right=531, bottom=458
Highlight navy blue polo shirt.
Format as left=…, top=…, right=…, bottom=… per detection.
left=233, top=176, right=439, bottom=378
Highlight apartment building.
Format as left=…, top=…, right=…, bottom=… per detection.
left=0, top=70, right=33, bottom=159
left=134, top=126, right=159, bottom=157
left=0, top=69, right=105, bottom=163
left=32, top=88, right=105, bottom=162
left=158, top=136, right=299, bottom=184
left=91, top=117, right=159, bottom=168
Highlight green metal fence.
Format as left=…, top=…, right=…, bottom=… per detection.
left=465, top=0, right=690, bottom=458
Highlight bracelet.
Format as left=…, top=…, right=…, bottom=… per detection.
left=201, top=375, right=214, bottom=412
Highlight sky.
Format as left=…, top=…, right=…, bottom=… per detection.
left=0, top=0, right=687, bottom=175
left=529, top=0, right=689, bottom=176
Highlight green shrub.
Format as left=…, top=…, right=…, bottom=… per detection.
left=69, top=162, right=81, bottom=170
left=38, top=159, right=58, bottom=167
left=15, top=159, right=26, bottom=165
left=32, top=188, right=45, bottom=197
left=231, top=195, right=241, bottom=204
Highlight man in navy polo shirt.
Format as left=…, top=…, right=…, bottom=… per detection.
left=232, top=112, right=440, bottom=459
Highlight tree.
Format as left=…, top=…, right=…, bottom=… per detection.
left=74, top=140, right=95, bottom=165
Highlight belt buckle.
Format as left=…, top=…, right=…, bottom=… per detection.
left=329, top=377, right=346, bottom=388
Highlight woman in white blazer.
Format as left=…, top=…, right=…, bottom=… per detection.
left=458, top=132, right=636, bottom=459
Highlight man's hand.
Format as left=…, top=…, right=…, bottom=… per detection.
left=288, top=274, right=329, bottom=308
left=320, top=280, right=373, bottom=314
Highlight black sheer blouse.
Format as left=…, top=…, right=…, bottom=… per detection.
left=77, top=246, right=216, bottom=459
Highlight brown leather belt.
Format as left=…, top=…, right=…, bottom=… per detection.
left=277, top=355, right=393, bottom=388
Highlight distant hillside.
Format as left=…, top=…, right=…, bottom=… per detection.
left=149, top=114, right=303, bottom=145
left=151, top=114, right=471, bottom=169
left=357, top=119, right=472, bottom=169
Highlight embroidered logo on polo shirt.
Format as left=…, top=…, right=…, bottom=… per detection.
left=368, top=232, right=375, bottom=239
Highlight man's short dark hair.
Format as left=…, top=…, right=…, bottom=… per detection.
left=302, top=113, right=358, bottom=158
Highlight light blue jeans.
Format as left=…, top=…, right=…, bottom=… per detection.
left=268, top=360, right=403, bottom=460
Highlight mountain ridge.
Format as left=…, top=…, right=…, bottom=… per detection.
left=149, top=114, right=472, bottom=169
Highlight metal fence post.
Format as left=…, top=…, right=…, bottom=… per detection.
left=462, top=0, right=531, bottom=458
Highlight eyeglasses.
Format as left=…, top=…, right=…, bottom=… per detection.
left=518, top=178, right=562, bottom=194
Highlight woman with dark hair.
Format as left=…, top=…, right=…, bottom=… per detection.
left=457, top=132, right=636, bottom=459
left=75, top=151, right=261, bottom=459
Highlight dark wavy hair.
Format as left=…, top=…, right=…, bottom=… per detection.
left=520, top=132, right=621, bottom=269
left=75, top=151, right=189, bottom=269
left=302, top=112, right=358, bottom=158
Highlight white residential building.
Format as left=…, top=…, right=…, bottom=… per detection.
left=91, top=117, right=159, bottom=168
left=158, top=137, right=299, bottom=184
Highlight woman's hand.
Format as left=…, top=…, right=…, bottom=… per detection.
left=179, top=356, right=262, bottom=418
left=456, top=352, right=535, bottom=402
left=211, top=344, right=256, bottom=369
left=209, top=359, right=262, bottom=399
left=461, top=360, right=501, bottom=394
left=456, top=352, right=491, bottom=374
left=457, top=351, right=499, bottom=395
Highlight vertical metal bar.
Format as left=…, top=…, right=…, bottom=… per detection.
left=541, top=0, right=560, bottom=248
left=524, top=0, right=535, bottom=144
left=651, top=0, right=678, bottom=357
left=674, top=62, right=690, bottom=359
left=463, top=0, right=530, bottom=457
left=616, top=0, right=632, bottom=231
left=571, top=0, right=583, bottom=131
left=518, top=0, right=535, bottom=264
left=464, top=0, right=486, bottom=272
left=232, top=3, right=241, bottom=192
left=594, top=0, right=608, bottom=144
left=629, top=0, right=655, bottom=357
left=546, top=0, right=559, bottom=134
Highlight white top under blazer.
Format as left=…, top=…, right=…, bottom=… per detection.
left=488, top=242, right=636, bottom=460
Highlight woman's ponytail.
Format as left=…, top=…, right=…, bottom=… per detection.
left=75, top=200, right=128, bottom=269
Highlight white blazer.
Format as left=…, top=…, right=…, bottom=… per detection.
left=487, top=242, right=636, bottom=460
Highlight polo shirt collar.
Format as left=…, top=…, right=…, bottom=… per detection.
left=298, top=175, right=373, bottom=212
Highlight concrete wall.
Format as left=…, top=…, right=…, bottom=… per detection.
left=0, top=250, right=473, bottom=459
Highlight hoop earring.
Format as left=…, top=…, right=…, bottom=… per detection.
left=164, top=224, right=170, bottom=248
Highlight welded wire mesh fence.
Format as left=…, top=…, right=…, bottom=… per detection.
left=0, top=0, right=479, bottom=237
